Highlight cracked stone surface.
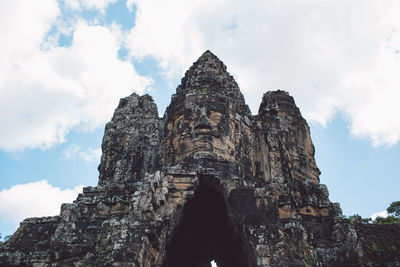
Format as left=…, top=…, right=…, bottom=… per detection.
left=1, top=51, right=399, bottom=266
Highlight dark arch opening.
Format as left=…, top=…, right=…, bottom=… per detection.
left=162, top=177, right=255, bottom=267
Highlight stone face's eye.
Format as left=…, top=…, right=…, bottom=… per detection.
left=214, top=114, right=222, bottom=120
left=174, top=117, right=184, bottom=129
left=208, top=111, right=223, bottom=124
left=206, top=110, right=211, bottom=118
left=179, top=120, right=186, bottom=128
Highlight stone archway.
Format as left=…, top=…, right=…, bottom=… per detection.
left=162, top=177, right=256, bottom=267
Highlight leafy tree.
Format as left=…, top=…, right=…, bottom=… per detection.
left=387, top=201, right=400, bottom=217
left=348, top=214, right=362, bottom=225
left=362, top=217, right=371, bottom=224
left=373, top=201, right=400, bottom=224
left=347, top=214, right=372, bottom=224
left=374, top=215, right=400, bottom=224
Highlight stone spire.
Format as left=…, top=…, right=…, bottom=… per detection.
left=166, top=50, right=251, bottom=122
left=177, top=50, right=239, bottom=95
left=256, top=90, right=320, bottom=183
left=98, top=93, right=161, bottom=186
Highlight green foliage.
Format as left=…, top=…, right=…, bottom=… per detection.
left=362, top=217, right=371, bottom=224
left=348, top=214, right=360, bottom=225
left=370, top=242, right=381, bottom=253
left=348, top=214, right=370, bottom=225
left=387, top=201, right=400, bottom=217
left=372, top=201, right=400, bottom=224
left=374, top=215, right=400, bottom=224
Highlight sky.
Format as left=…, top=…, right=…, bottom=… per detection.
left=0, top=0, right=399, bottom=244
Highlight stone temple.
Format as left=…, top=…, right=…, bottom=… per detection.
left=1, top=51, right=400, bottom=266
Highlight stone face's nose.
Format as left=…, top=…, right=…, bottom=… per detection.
left=195, top=114, right=212, bottom=130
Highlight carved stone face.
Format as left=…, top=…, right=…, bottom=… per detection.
left=165, top=94, right=238, bottom=164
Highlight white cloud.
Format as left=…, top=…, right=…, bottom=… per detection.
left=0, top=0, right=60, bottom=59
left=3, top=0, right=400, bottom=150
left=0, top=1, right=152, bottom=151
left=64, top=144, right=101, bottom=162
left=126, top=0, right=400, bottom=146
left=371, top=210, right=388, bottom=221
left=0, top=180, right=84, bottom=223
left=65, top=0, right=117, bottom=12
left=126, top=0, right=234, bottom=78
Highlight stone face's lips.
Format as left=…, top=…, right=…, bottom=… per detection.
left=194, top=128, right=221, bottom=139
left=194, top=125, right=212, bottom=131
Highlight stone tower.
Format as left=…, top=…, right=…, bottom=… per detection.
left=1, top=51, right=399, bottom=266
